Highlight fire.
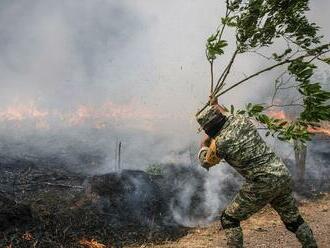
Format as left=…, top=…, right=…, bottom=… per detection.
left=0, top=101, right=49, bottom=128
left=0, top=102, right=48, bottom=121
left=267, top=109, right=330, bottom=137
left=67, top=105, right=95, bottom=126
left=22, top=231, right=33, bottom=241
left=266, top=109, right=287, bottom=120
left=308, top=124, right=330, bottom=136
left=79, top=239, right=106, bottom=248
left=66, top=101, right=154, bottom=127
left=0, top=99, right=157, bottom=131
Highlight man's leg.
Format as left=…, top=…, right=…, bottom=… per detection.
left=271, top=188, right=317, bottom=248
left=220, top=212, right=243, bottom=248
left=221, top=183, right=271, bottom=248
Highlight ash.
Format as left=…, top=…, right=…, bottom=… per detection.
left=0, top=136, right=329, bottom=247
left=0, top=159, right=239, bottom=247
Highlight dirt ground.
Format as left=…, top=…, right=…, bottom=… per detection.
left=131, top=193, right=330, bottom=248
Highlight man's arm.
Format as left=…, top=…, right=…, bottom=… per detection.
left=198, top=136, right=222, bottom=169
left=201, top=135, right=212, bottom=148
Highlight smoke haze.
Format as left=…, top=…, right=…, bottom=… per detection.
left=0, top=1, right=329, bottom=168
left=0, top=0, right=329, bottom=229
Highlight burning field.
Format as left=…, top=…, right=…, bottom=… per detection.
left=0, top=102, right=329, bottom=248
left=0, top=101, right=238, bottom=247
left=0, top=130, right=330, bottom=247
left=0, top=104, right=329, bottom=248
left=0, top=161, right=239, bottom=247
left=0, top=0, right=329, bottom=247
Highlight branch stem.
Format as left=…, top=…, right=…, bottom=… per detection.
left=216, top=50, right=330, bottom=98
left=213, top=48, right=239, bottom=94
left=210, top=61, right=214, bottom=94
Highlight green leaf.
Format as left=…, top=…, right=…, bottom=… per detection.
left=251, top=104, right=264, bottom=113
left=321, top=57, right=330, bottom=64
left=207, top=34, right=217, bottom=43
left=230, top=105, right=235, bottom=114
left=217, top=40, right=228, bottom=49
left=204, top=0, right=328, bottom=145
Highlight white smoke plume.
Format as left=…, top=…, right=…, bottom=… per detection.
left=0, top=0, right=329, bottom=228
left=0, top=0, right=328, bottom=165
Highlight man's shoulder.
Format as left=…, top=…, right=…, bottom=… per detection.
left=215, top=114, right=259, bottom=146
left=221, top=114, right=254, bottom=133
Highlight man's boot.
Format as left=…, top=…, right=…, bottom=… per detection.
left=295, top=223, right=318, bottom=248
left=224, top=227, right=243, bottom=248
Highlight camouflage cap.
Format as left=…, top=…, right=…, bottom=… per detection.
left=195, top=105, right=220, bottom=128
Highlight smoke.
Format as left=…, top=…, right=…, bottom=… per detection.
left=0, top=0, right=329, bottom=169
left=0, top=0, right=142, bottom=104
left=0, top=0, right=212, bottom=169
left=89, top=164, right=242, bottom=228
left=166, top=165, right=241, bottom=226
left=300, top=137, right=330, bottom=182
left=0, top=0, right=329, bottom=230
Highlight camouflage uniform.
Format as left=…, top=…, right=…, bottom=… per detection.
left=196, top=107, right=317, bottom=248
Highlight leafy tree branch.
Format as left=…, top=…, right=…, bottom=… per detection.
left=199, top=0, right=330, bottom=143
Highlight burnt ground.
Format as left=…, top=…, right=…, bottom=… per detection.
left=0, top=134, right=329, bottom=248
left=0, top=160, right=329, bottom=248
left=0, top=164, right=190, bottom=248
left=132, top=193, right=330, bottom=248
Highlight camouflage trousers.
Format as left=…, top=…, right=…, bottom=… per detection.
left=222, top=175, right=317, bottom=248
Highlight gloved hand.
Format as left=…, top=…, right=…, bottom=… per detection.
left=198, top=147, right=211, bottom=170
left=198, top=138, right=221, bottom=170
left=201, top=135, right=212, bottom=148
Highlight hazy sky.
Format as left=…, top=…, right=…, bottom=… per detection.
left=0, top=0, right=329, bottom=141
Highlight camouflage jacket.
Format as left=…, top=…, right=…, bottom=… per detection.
left=215, top=114, right=290, bottom=181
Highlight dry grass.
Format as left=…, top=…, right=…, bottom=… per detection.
left=130, top=193, right=330, bottom=248
left=79, top=239, right=107, bottom=248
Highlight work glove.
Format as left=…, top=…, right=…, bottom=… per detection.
left=198, top=139, right=221, bottom=170
left=198, top=147, right=211, bottom=170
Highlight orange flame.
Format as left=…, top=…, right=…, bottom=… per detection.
left=22, top=231, right=33, bottom=241
left=267, top=109, right=330, bottom=137
left=0, top=101, right=49, bottom=128
left=266, top=109, right=288, bottom=120
left=79, top=239, right=106, bottom=248
left=308, top=124, right=330, bottom=136
left=0, top=100, right=157, bottom=131
left=0, top=102, right=48, bottom=121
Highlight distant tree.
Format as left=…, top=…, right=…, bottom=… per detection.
left=199, top=0, right=330, bottom=144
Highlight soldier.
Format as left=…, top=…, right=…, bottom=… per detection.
left=196, top=99, right=317, bottom=248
